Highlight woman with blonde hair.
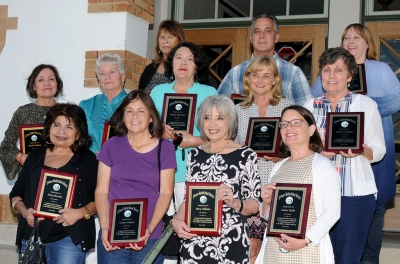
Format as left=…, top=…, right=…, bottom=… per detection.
left=235, top=55, right=293, bottom=263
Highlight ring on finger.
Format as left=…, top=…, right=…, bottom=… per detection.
left=62, top=223, right=67, bottom=227
left=225, top=191, right=228, bottom=196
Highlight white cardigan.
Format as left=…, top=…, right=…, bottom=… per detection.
left=260, top=153, right=341, bottom=264
left=304, top=94, right=385, bottom=196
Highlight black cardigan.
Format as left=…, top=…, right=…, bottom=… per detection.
left=9, top=147, right=98, bottom=252
left=138, top=62, right=157, bottom=90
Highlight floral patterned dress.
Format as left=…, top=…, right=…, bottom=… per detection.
left=180, top=146, right=261, bottom=263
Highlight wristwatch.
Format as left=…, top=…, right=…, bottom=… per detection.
left=83, top=206, right=90, bottom=220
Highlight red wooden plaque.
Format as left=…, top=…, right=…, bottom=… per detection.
left=108, top=198, right=148, bottom=247
left=161, top=93, right=197, bottom=134
left=33, top=168, right=77, bottom=220
left=185, top=182, right=223, bottom=236
left=267, top=183, right=312, bottom=239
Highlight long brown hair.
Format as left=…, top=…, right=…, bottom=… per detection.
left=110, top=90, right=163, bottom=138
left=153, top=20, right=186, bottom=67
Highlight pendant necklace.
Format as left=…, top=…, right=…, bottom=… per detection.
left=209, top=140, right=230, bottom=155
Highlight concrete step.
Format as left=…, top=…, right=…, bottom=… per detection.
left=0, top=244, right=18, bottom=262
left=0, top=228, right=398, bottom=263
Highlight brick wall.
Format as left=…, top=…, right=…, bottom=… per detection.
left=88, top=0, right=154, bottom=23
left=84, top=50, right=151, bottom=90
left=0, top=194, right=18, bottom=224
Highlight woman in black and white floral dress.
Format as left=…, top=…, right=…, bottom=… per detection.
left=171, top=95, right=261, bottom=263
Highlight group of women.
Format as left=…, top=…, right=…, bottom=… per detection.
left=2, top=20, right=399, bottom=264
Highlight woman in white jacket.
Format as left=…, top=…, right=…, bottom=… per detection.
left=259, top=105, right=341, bottom=264
left=304, top=47, right=386, bottom=264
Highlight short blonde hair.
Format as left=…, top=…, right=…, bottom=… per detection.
left=241, top=55, right=283, bottom=108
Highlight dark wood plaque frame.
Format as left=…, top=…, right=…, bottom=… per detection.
left=101, top=121, right=115, bottom=145
left=161, top=93, right=197, bottom=134
left=108, top=198, right=148, bottom=247
left=18, top=124, right=45, bottom=154
left=185, top=182, right=223, bottom=236
left=230, top=93, right=245, bottom=105
left=245, top=117, right=281, bottom=157
left=267, top=183, right=312, bottom=239
left=325, top=112, right=364, bottom=154
left=33, top=168, right=77, bottom=219
left=349, top=64, right=367, bottom=94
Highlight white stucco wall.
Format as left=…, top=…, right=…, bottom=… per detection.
left=328, top=0, right=361, bottom=48
left=146, top=0, right=171, bottom=59
left=0, top=0, right=148, bottom=194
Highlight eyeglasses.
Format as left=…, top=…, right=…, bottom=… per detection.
left=158, top=35, right=176, bottom=41
left=172, top=132, right=183, bottom=150
left=278, top=119, right=308, bottom=129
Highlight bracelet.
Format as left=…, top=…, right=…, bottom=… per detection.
left=11, top=199, right=23, bottom=213
left=238, top=199, right=243, bottom=213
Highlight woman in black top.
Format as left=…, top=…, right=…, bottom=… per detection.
left=138, top=20, right=186, bottom=93
left=10, top=103, right=98, bottom=264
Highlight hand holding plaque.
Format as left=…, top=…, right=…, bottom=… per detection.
left=325, top=112, right=364, bottom=154
left=245, top=117, right=281, bottom=157
left=185, top=182, right=222, bottom=236
left=33, top=169, right=78, bottom=219
left=108, top=198, right=148, bottom=247
left=161, top=93, right=197, bottom=134
left=266, top=183, right=312, bottom=239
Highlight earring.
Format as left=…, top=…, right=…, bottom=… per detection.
left=347, top=83, right=350, bottom=88
left=45, top=136, right=52, bottom=145
left=159, top=50, right=161, bottom=54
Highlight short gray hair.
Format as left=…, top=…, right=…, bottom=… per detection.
left=196, top=95, right=238, bottom=141
left=95, top=53, right=125, bottom=77
left=250, top=13, right=279, bottom=35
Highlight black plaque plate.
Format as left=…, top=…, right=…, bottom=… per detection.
left=33, top=169, right=77, bottom=219
left=109, top=198, right=148, bottom=247
left=245, top=117, right=281, bottom=157
left=19, top=124, right=44, bottom=154
left=267, top=183, right=312, bottom=239
left=325, top=112, right=364, bottom=154
left=349, top=64, right=367, bottom=94
left=185, top=182, right=222, bottom=236
left=161, top=93, right=197, bottom=134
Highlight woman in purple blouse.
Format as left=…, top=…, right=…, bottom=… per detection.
left=95, top=90, right=176, bottom=264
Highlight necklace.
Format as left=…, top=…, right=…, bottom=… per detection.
left=208, top=140, right=230, bottom=155
left=36, top=105, right=49, bottom=120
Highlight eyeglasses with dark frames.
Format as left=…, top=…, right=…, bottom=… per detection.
left=278, top=119, right=308, bottom=129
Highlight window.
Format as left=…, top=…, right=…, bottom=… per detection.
left=365, top=0, right=400, bottom=16
left=176, top=0, right=328, bottom=23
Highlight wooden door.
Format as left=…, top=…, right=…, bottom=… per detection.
left=184, top=24, right=327, bottom=86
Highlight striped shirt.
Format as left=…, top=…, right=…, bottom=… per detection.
left=312, top=92, right=354, bottom=196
